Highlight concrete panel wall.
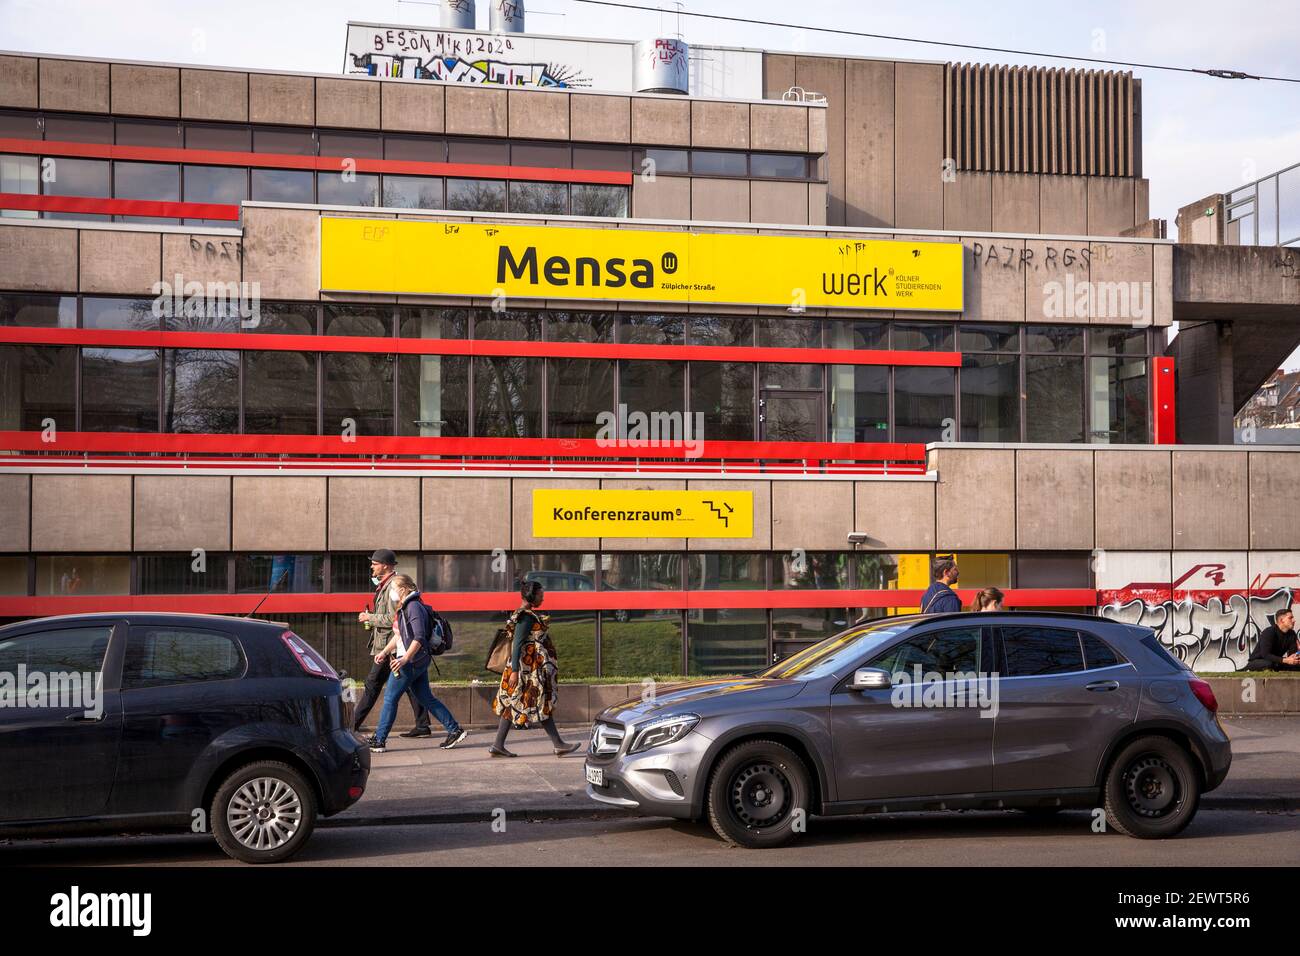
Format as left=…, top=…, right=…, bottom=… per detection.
left=512, top=478, right=600, bottom=550
left=39, top=58, right=109, bottom=113
left=423, top=478, right=510, bottom=551
left=750, top=180, right=808, bottom=225
left=380, top=80, right=445, bottom=133
left=1039, top=176, right=1088, bottom=235
left=690, top=100, right=750, bottom=149
left=445, top=87, right=507, bottom=137
left=240, top=206, right=320, bottom=301
left=1015, top=449, right=1094, bottom=550
left=686, top=480, right=771, bottom=550
left=991, top=174, right=1040, bottom=233
left=0, top=55, right=38, bottom=109
left=843, top=58, right=894, bottom=228
left=964, top=236, right=1026, bottom=323
left=771, top=480, right=853, bottom=551
left=690, top=178, right=749, bottom=223
left=162, top=233, right=242, bottom=288
left=315, top=77, right=380, bottom=130
left=31, top=476, right=132, bottom=552
left=795, top=56, right=846, bottom=226
left=892, top=62, right=944, bottom=231
left=631, top=176, right=690, bottom=221
left=932, top=448, right=1015, bottom=550
left=231, top=476, right=326, bottom=551
left=248, top=73, right=315, bottom=126
left=133, top=476, right=231, bottom=552
left=1094, top=449, right=1171, bottom=550
left=0, top=475, right=31, bottom=552
left=631, top=97, right=690, bottom=146
left=180, top=69, right=248, bottom=122
left=1172, top=451, right=1248, bottom=551
left=942, top=173, right=992, bottom=232
left=1088, top=241, right=1152, bottom=325
left=571, top=94, right=630, bottom=143
left=1249, top=452, right=1294, bottom=550
left=854, top=480, right=935, bottom=551
left=751, top=104, right=808, bottom=152
left=1087, top=177, right=1136, bottom=236
left=508, top=89, right=570, bottom=140
left=109, top=63, right=179, bottom=118
left=78, top=231, right=160, bottom=295
left=0, top=225, right=77, bottom=292
left=328, top=477, right=420, bottom=552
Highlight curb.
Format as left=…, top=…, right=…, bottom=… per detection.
left=320, top=795, right=1299, bottom=829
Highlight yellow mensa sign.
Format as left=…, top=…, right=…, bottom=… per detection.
left=320, top=218, right=963, bottom=312
left=532, top=489, right=753, bottom=538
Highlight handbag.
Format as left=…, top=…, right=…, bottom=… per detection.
left=484, top=625, right=512, bottom=674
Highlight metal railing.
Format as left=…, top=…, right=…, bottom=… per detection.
left=1224, top=159, right=1300, bottom=247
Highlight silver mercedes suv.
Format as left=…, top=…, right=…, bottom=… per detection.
left=584, top=612, right=1231, bottom=848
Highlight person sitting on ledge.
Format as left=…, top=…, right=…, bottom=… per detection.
left=1245, top=607, right=1300, bottom=672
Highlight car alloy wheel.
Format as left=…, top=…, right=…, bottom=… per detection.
left=1122, top=754, right=1181, bottom=819
left=227, top=776, right=304, bottom=851
left=730, top=761, right=793, bottom=829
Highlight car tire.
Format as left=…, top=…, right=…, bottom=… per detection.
left=211, top=760, right=318, bottom=864
left=705, top=739, right=810, bottom=849
left=1103, top=736, right=1201, bottom=839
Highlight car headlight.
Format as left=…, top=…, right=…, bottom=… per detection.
left=628, top=714, right=700, bottom=754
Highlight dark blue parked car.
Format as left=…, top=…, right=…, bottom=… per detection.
left=0, top=613, right=369, bottom=863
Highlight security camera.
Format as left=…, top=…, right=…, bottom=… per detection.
left=847, top=531, right=870, bottom=545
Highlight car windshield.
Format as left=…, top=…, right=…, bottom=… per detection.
left=758, top=618, right=916, bottom=681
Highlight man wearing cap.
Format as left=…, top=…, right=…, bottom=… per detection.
left=350, top=549, right=432, bottom=738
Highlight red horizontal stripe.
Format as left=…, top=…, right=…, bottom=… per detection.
left=0, top=589, right=1099, bottom=617
left=0, top=192, right=240, bottom=220
left=0, top=326, right=961, bottom=368
left=0, top=430, right=926, bottom=462
left=0, top=137, right=634, bottom=186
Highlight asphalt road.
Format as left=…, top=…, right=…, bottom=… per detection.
left=3, top=809, right=1297, bottom=867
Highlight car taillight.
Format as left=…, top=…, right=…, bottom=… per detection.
left=1189, top=677, right=1218, bottom=714
left=280, top=630, right=339, bottom=680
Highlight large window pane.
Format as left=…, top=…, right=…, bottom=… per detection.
left=830, top=364, right=888, bottom=442
left=961, top=353, right=1019, bottom=442
left=618, top=313, right=684, bottom=344
left=183, top=164, right=247, bottom=228
left=570, top=184, right=628, bottom=218
left=690, top=362, right=754, bottom=442
left=163, top=349, right=239, bottom=433
left=0, top=293, right=75, bottom=328
left=0, top=556, right=27, bottom=595
left=317, top=171, right=379, bottom=207
left=382, top=174, right=443, bottom=210
left=384, top=134, right=447, bottom=162
left=760, top=363, right=822, bottom=389
left=323, top=353, right=393, bottom=436
left=243, top=350, right=318, bottom=434
left=601, top=609, right=683, bottom=676
left=186, top=123, right=251, bottom=151
left=318, top=132, right=381, bottom=159
left=893, top=322, right=954, bottom=351
left=1, top=154, right=38, bottom=219
left=423, top=554, right=512, bottom=592
left=620, top=359, right=684, bottom=427
left=324, top=304, right=391, bottom=337
left=235, top=554, right=324, bottom=593
left=749, top=153, right=808, bottom=179
left=639, top=148, right=689, bottom=175
left=692, top=150, right=747, bottom=176
left=83, top=297, right=158, bottom=331
left=777, top=552, right=849, bottom=588
left=81, top=348, right=159, bottom=431
left=473, top=355, right=542, bottom=437
left=34, top=555, right=130, bottom=596
left=893, top=366, right=955, bottom=443
left=475, top=309, right=543, bottom=341
left=43, top=157, right=110, bottom=221
left=773, top=607, right=856, bottom=661
left=44, top=115, right=112, bottom=144
left=138, top=553, right=230, bottom=594
left=253, top=128, right=315, bottom=155
left=603, top=553, right=683, bottom=590
left=758, top=317, right=823, bottom=349
left=689, top=553, right=766, bottom=589
left=960, top=323, right=1020, bottom=352
left=246, top=301, right=317, bottom=335
left=689, top=315, right=753, bottom=347
left=687, top=608, right=766, bottom=675
left=250, top=168, right=313, bottom=203
left=548, top=311, right=614, bottom=343
left=0, top=345, right=75, bottom=430
left=507, top=180, right=567, bottom=215
left=398, top=354, right=469, bottom=437
left=1089, top=356, right=1148, bottom=443
left=446, top=178, right=506, bottom=212
left=400, top=306, right=469, bottom=339
left=1089, top=328, right=1148, bottom=356
left=1025, top=324, right=1084, bottom=353
left=1026, top=354, right=1084, bottom=442
left=548, top=358, right=614, bottom=438
left=828, top=319, right=888, bottom=350
left=448, top=139, right=509, bottom=164
left=113, top=161, right=179, bottom=224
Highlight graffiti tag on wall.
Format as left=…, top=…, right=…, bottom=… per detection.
left=345, top=25, right=595, bottom=87
left=1100, top=587, right=1291, bottom=672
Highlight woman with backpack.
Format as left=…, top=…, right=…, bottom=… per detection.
left=367, top=574, right=468, bottom=753
left=488, top=580, right=581, bottom=758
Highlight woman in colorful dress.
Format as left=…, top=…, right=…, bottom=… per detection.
left=488, top=579, right=581, bottom=758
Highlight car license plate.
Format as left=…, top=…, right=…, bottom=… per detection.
left=585, top=765, right=606, bottom=787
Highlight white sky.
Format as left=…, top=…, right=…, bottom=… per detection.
left=3, top=0, right=1299, bottom=360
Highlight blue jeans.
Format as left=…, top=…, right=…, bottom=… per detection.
left=373, top=660, right=461, bottom=743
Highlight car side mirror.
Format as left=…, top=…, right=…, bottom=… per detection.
left=848, top=667, right=892, bottom=691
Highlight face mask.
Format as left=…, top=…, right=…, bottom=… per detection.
left=390, top=588, right=402, bottom=603
left=371, top=576, right=381, bottom=587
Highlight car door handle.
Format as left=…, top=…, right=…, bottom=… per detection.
left=65, top=713, right=104, bottom=722
left=1085, top=680, right=1120, bottom=692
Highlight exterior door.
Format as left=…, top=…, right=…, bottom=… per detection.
left=760, top=390, right=824, bottom=443
left=991, top=624, right=1141, bottom=792
left=0, top=622, right=123, bottom=822
left=830, top=624, right=995, bottom=801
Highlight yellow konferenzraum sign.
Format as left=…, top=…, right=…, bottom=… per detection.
left=320, top=218, right=963, bottom=312
left=532, top=490, right=753, bottom=538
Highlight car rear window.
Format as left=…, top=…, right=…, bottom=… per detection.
left=1001, top=626, right=1085, bottom=676
left=1081, top=632, right=1124, bottom=669
left=122, top=626, right=246, bottom=689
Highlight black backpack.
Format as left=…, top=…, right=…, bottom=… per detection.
left=400, top=598, right=454, bottom=656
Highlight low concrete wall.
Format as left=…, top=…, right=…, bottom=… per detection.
left=355, top=677, right=1299, bottom=730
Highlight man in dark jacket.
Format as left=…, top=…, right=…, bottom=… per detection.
left=350, top=549, right=432, bottom=737
left=919, top=558, right=962, bottom=614
left=1246, top=608, right=1300, bottom=671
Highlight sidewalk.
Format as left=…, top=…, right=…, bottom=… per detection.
left=327, top=716, right=1300, bottom=828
